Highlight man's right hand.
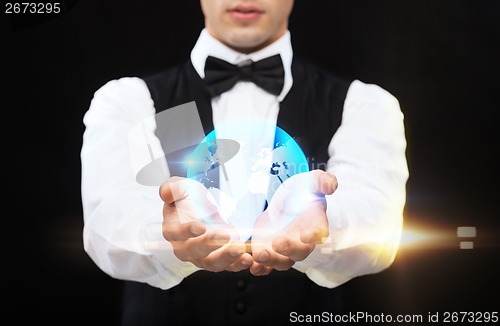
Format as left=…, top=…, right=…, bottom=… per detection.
left=159, top=177, right=253, bottom=272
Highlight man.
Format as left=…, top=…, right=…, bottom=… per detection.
left=81, top=0, right=409, bottom=324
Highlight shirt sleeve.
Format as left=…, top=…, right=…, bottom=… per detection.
left=292, top=79, right=409, bottom=288
left=81, top=77, right=200, bottom=290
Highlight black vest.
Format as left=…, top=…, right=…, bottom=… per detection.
left=121, top=57, right=351, bottom=326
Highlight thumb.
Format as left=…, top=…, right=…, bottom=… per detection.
left=159, top=176, right=208, bottom=204
left=309, top=170, right=338, bottom=196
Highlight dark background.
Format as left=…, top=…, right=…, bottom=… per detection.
left=3, top=0, right=499, bottom=324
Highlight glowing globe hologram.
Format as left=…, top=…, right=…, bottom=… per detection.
left=266, top=125, right=309, bottom=202
left=186, top=124, right=309, bottom=202
left=185, top=122, right=310, bottom=240
left=185, top=136, right=240, bottom=185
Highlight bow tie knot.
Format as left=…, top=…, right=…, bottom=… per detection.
left=237, top=63, right=254, bottom=81
left=204, top=54, right=285, bottom=98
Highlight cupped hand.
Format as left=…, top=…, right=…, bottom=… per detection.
left=249, top=170, right=337, bottom=275
left=160, top=177, right=253, bottom=272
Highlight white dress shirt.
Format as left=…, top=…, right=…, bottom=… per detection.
left=81, top=28, right=409, bottom=290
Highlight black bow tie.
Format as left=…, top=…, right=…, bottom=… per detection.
left=204, top=54, right=285, bottom=98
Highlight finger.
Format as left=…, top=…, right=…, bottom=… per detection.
left=162, top=203, right=207, bottom=241
left=299, top=212, right=330, bottom=244
left=252, top=246, right=294, bottom=271
left=160, top=177, right=215, bottom=204
left=277, top=171, right=336, bottom=209
left=272, top=236, right=315, bottom=262
left=300, top=227, right=329, bottom=245
left=162, top=220, right=206, bottom=242
left=226, top=253, right=254, bottom=272
left=308, top=170, right=338, bottom=195
left=174, top=231, right=230, bottom=261
left=159, top=176, right=188, bottom=203
left=249, top=262, right=273, bottom=276
left=161, top=178, right=225, bottom=227
left=200, top=241, right=248, bottom=272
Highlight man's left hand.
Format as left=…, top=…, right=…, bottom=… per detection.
left=249, top=170, right=338, bottom=276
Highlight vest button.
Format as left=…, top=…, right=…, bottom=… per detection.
left=236, top=279, right=247, bottom=291
left=235, top=302, right=246, bottom=314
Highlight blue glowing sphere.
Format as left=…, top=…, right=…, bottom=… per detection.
left=186, top=123, right=309, bottom=203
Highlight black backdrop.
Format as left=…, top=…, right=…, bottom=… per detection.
left=3, top=0, right=500, bottom=325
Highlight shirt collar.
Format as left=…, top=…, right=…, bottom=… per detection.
left=191, top=28, right=293, bottom=101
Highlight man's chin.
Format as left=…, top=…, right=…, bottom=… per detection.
left=224, top=30, right=273, bottom=52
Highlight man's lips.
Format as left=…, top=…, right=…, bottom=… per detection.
left=228, top=5, right=264, bottom=22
